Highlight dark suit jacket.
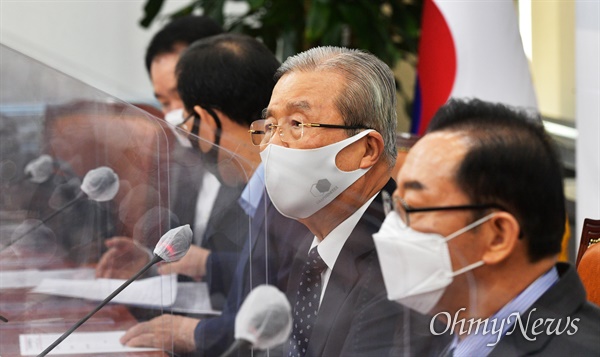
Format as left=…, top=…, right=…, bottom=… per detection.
left=202, top=183, right=248, bottom=308
left=285, top=179, right=439, bottom=357
left=488, top=263, right=600, bottom=356
left=194, top=193, right=311, bottom=356
left=168, top=145, right=205, bottom=231
left=168, top=145, right=247, bottom=307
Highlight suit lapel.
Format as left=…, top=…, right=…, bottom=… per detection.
left=306, top=183, right=391, bottom=356
left=308, top=234, right=362, bottom=356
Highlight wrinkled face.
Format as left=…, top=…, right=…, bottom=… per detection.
left=395, top=131, right=488, bottom=311
left=150, top=52, right=184, bottom=116
left=263, top=70, right=365, bottom=172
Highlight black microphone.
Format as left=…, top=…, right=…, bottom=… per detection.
left=0, top=166, right=119, bottom=254
left=220, top=285, right=292, bottom=357
left=37, top=224, right=193, bottom=357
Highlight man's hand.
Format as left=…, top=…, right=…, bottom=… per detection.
left=95, top=237, right=150, bottom=279
left=120, top=314, right=199, bottom=354
left=157, top=245, right=210, bottom=280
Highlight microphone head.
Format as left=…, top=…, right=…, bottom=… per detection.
left=80, top=166, right=120, bottom=202
left=153, top=224, right=192, bottom=262
left=24, top=154, right=54, bottom=183
left=235, top=284, right=292, bottom=350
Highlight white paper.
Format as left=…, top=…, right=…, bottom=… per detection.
left=31, top=274, right=178, bottom=307
left=0, top=268, right=95, bottom=289
left=19, top=330, right=160, bottom=355
left=170, top=282, right=220, bottom=315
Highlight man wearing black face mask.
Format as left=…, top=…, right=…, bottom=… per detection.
left=119, top=33, right=312, bottom=356
left=96, top=16, right=224, bottom=282
left=143, top=33, right=282, bottom=306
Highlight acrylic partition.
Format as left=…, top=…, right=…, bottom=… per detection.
left=0, top=43, right=255, bottom=356
left=0, top=42, right=454, bottom=357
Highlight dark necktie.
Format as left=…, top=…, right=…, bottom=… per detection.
left=288, top=246, right=327, bottom=357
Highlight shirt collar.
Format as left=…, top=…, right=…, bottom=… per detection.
left=238, top=162, right=265, bottom=218
left=452, top=266, right=559, bottom=357
left=310, top=193, right=378, bottom=271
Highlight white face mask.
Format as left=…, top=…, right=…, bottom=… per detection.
left=164, top=108, right=186, bottom=126
left=163, top=109, right=192, bottom=147
left=373, top=211, right=495, bottom=314
left=260, top=130, right=374, bottom=219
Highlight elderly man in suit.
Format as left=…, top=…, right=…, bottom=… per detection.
left=119, top=33, right=313, bottom=356
left=252, top=46, right=437, bottom=356
left=374, top=98, right=600, bottom=356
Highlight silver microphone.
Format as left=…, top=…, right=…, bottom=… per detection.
left=220, top=284, right=292, bottom=357
left=1, top=166, right=120, bottom=253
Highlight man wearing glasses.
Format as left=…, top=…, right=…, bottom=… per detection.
left=251, top=46, right=437, bottom=356
left=118, top=33, right=313, bottom=356
left=374, top=99, right=600, bottom=356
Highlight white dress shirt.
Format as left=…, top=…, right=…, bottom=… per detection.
left=309, top=194, right=378, bottom=305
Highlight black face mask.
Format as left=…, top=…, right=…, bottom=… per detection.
left=188, top=107, right=223, bottom=176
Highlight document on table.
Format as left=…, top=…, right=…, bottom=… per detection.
left=19, top=330, right=160, bottom=355
left=31, top=274, right=178, bottom=307
left=0, top=268, right=95, bottom=289
left=171, top=281, right=221, bottom=315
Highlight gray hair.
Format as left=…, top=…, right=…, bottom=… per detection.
left=276, top=46, right=398, bottom=167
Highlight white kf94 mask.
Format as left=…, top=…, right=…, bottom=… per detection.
left=373, top=211, right=495, bottom=314
left=164, top=108, right=186, bottom=126
left=260, top=130, right=374, bottom=219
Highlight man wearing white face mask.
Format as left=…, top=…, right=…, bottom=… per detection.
left=96, top=16, right=224, bottom=281
left=253, top=46, right=440, bottom=357
left=144, top=15, right=224, bottom=243
left=374, top=99, right=600, bottom=356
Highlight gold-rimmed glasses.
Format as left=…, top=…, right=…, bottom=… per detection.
left=248, top=118, right=370, bottom=146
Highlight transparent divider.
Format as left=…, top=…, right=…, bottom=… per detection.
left=1, top=42, right=447, bottom=357
left=1, top=43, right=258, bottom=356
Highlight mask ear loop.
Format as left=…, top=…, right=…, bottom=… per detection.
left=452, top=260, right=485, bottom=277
left=204, top=107, right=222, bottom=148
left=445, top=212, right=497, bottom=241
left=189, top=114, right=201, bottom=149
left=444, top=212, right=496, bottom=317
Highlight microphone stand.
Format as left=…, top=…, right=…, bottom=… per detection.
left=37, top=254, right=163, bottom=357
left=0, top=191, right=86, bottom=254
left=219, top=339, right=252, bottom=357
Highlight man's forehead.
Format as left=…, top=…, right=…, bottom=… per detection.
left=264, top=101, right=312, bottom=117
left=268, top=71, right=344, bottom=116
left=397, top=132, right=469, bottom=192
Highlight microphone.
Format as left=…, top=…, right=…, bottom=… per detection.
left=23, top=155, right=78, bottom=183
left=0, top=166, right=120, bottom=254
left=24, top=155, right=55, bottom=183
left=220, top=285, right=292, bottom=357
left=37, top=224, right=193, bottom=357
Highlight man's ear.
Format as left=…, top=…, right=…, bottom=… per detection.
left=482, top=212, right=520, bottom=265
left=193, top=105, right=220, bottom=139
left=359, top=131, right=385, bottom=169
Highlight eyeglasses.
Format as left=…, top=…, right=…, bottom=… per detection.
left=248, top=118, right=370, bottom=146
left=394, top=196, right=505, bottom=227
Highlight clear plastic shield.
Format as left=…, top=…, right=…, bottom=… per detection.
left=0, top=42, right=451, bottom=357
left=0, top=43, right=258, bottom=356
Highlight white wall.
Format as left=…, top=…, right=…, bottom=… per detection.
left=0, top=0, right=186, bottom=104
left=576, top=1, right=600, bottom=252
